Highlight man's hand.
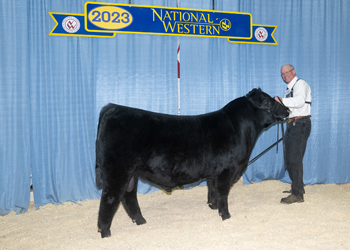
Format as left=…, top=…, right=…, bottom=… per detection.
left=274, top=96, right=283, bottom=104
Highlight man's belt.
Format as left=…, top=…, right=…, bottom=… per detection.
left=287, top=115, right=310, bottom=123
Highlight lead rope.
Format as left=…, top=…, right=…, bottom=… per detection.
left=281, top=121, right=287, bottom=170
left=276, top=121, right=279, bottom=153
left=277, top=97, right=288, bottom=171
left=247, top=132, right=283, bottom=166
left=276, top=97, right=287, bottom=170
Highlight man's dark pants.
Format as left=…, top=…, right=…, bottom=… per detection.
left=285, top=116, right=311, bottom=197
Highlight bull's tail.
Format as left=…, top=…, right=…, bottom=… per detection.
left=95, top=104, right=113, bottom=190
left=95, top=161, right=103, bottom=190
left=95, top=120, right=104, bottom=190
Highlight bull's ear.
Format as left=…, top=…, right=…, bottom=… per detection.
left=246, top=88, right=257, bottom=99
left=246, top=89, right=261, bottom=107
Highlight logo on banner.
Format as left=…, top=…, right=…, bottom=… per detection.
left=62, top=16, right=80, bottom=33
left=220, top=19, right=231, bottom=31
left=49, top=2, right=278, bottom=45
left=254, top=27, right=268, bottom=42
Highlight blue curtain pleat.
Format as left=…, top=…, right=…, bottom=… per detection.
left=1, top=0, right=350, bottom=215
left=0, top=1, right=31, bottom=215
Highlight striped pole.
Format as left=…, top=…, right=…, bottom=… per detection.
left=177, top=36, right=180, bottom=115
left=177, top=0, right=180, bottom=115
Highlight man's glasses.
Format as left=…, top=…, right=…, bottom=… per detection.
left=281, top=69, right=293, bottom=77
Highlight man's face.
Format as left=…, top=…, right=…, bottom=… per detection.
left=281, top=66, right=296, bottom=83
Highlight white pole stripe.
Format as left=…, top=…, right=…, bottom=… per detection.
left=177, top=0, right=180, bottom=115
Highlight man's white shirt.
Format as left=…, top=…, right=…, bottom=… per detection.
left=282, top=76, right=312, bottom=118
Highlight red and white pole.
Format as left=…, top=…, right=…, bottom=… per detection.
left=177, top=36, right=180, bottom=115
left=177, top=0, right=181, bottom=115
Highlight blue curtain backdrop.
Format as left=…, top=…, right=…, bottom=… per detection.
left=1, top=0, right=349, bottom=215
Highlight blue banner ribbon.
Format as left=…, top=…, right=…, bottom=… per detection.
left=228, top=25, right=277, bottom=45
left=84, top=3, right=252, bottom=39
left=49, top=13, right=115, bottom=37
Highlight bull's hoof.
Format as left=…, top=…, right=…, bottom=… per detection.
left=220, top=213, right=231, bottom=220
left=208, top=203, right=218, bottom=210
left=133, top=216, right=147, bottom=225
left=99, top=229, right=111, bottom=238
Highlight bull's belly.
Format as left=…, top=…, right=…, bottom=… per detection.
left=138, top=166, right=206, bottom=192
left=135, top=151, right=231, bottom=191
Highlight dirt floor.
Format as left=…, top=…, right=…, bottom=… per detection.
left=1, top=180, right=349, bottom=250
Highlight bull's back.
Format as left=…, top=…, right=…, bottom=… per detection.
left=97, top=103, right=235, bottom=165
left=99, top=104, right=227, bottom=148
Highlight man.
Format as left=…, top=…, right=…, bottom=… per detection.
left=274, top=64, right=312, bottom=204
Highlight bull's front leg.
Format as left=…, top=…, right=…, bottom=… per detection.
left=216, top=169, right=236, bottom=220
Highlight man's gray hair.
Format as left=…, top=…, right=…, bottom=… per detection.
left=282, top=64, right=295, bottom=71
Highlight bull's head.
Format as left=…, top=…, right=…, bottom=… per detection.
left=246, top=88, right=290, bottom=121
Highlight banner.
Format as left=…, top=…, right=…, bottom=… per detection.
left=49, top=2, right=277, bottom=45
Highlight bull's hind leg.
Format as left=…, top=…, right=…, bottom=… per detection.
left=98, top=188, right=123, bottom=238
left=122, top=176, right=146, bottom=225
left=97, top=170, right=132, bottom=238
left=207, top=178, right=219, bottom=210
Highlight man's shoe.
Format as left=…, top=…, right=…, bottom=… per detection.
left=280, top=194, right=304, bottom=204
left=282, top=189, right=305, bottom=194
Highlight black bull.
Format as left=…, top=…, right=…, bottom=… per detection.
left=95, top=88, right=289, bottom=238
